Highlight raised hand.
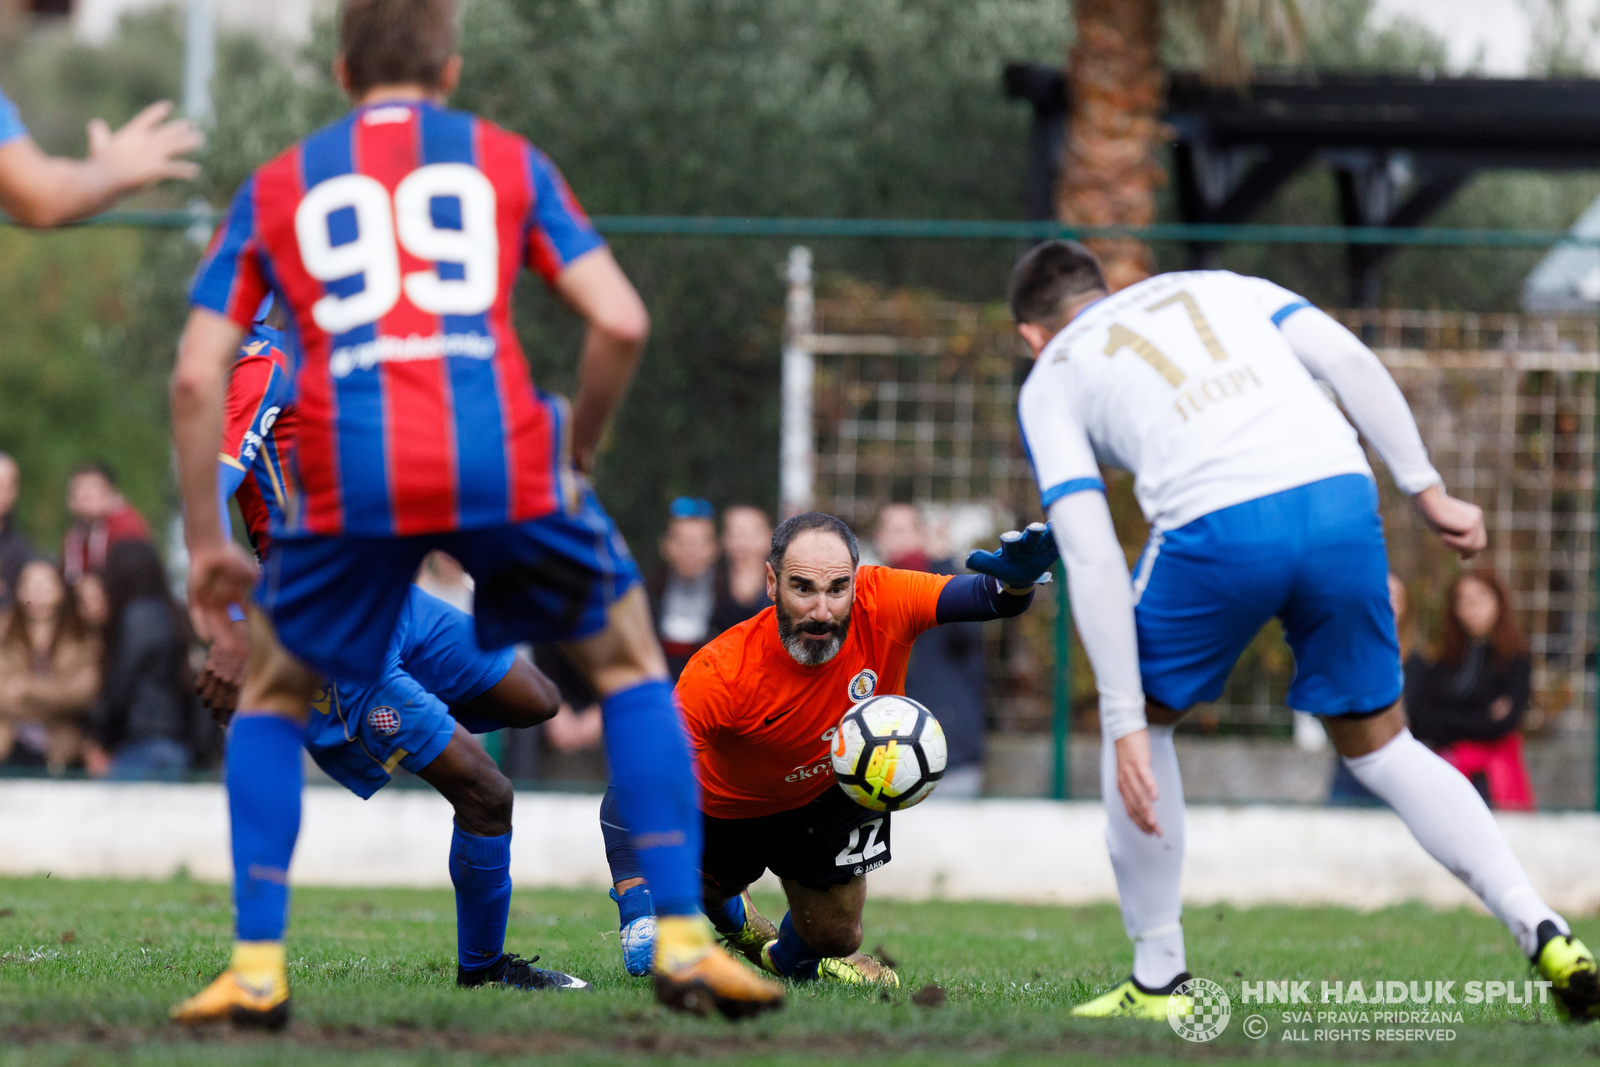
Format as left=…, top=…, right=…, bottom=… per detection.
left=87, top=100, right=203, bottom=191
left=965, top=521, right=1060, bottom=590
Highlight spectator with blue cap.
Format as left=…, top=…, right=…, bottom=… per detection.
left=649, top=497, right=720, bottom=680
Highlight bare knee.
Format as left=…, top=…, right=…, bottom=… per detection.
left=238, top=608, right=319, bottom=720
left=421, top=734, right=516, bottom=837
left=1325, top=701, right=1406, bottom=759
left=449, top=770, right=514, bottom=837
left=1145, top=699, right=1185, bottom=727
left=560, top=588, right=668, bottom=697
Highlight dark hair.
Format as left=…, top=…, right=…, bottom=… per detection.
left=70, top=461, right=117, bottom=487
left=1008, top=240, right=1108, bottom=329
left=102, top=540, right=192, bottom=690
left=1, top=558, right=87, bottom=656
left=769, top=512, right=859, bottom=574
left=339, top=0, right=458, bottom=97
left=1439, top=569, right=1529, bottom=668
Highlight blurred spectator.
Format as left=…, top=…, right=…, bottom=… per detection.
left=74, top=572, right=109, bottom=630
left=1407, top=570, right=1535, bottom=811
left=649, top=497, right=719, bottom=679
left=544, top=702, right=603, bottom=753
left=0, top=559, right=100, bottom=772
left=82, top=540, right=196, bottom=781
left=416, top=550, right=474, bottom=614
left=711, top=504, right=773, bottom=632
left=494, top=644, right=606, bottom=784
left=61, top=462, right=150, bottom=585
left=0, top=452, right=33, bottom=610
left=874, top=503, right=986, bottom=797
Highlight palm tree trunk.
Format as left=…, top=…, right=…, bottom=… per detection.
left=1057, top=0, right=1165, bottom=291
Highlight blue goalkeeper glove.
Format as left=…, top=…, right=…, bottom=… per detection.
left=965, top=522, right=1059, bottom=591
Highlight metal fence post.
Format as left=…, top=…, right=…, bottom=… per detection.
left=1052, top=560, right=1070, bottom=800
left=780, top=246, right=815, bottom=519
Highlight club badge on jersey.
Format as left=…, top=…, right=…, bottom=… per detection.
left=848, top=669, right=878, bottom=702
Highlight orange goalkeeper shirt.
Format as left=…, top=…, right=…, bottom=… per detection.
left=678, top=565, right=952, bottom=819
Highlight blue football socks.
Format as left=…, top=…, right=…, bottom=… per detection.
left=705, top=893, right=747, bottom=936
left=597, top=785, right=646, bottom=884
left=449, top=827, right=513, bottom=970
left=600, top=680, right=703, bottom=917
left=764, top=913, right=823, bottom=980
left=227, top=714, right=305, bottom=943
left=611, top=882, right=654, bottom=926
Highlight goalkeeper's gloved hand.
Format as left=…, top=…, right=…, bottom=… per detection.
left=965, top=522, right=1059, bottom=592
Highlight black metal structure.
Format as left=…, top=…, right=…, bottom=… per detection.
left=1002, top=64, right=1600, bottom=305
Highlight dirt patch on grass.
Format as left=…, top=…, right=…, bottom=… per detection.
left=0, top=1020, right=1239, bottom=1061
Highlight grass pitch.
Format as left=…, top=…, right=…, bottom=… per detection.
left=1, top=875, right=1597, bottom=1065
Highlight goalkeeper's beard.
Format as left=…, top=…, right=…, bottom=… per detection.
left=776, top=603, right=851, bottom=666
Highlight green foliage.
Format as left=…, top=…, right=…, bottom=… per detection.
left=0, top=228, right=170, bottom=545
left=1, top=0, right=1598, bottom=557
left=0, top=12, right=184, bottom=155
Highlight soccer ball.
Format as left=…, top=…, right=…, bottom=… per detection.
left=831, top=695, right=947, bottom=812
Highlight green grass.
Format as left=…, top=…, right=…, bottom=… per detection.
left=1, top=876, right=1597, bottom=1065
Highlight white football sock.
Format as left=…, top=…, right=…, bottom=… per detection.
left=1103, top=722, right=1188, bottom=989
left=1342, top=728, right=1566, bottom=957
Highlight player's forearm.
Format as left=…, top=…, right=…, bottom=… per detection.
left=172, top=312, right=244, bottom=552
left=1281, top=308, right=1440, bottom=494
left=934, top=574, right=1033, bottom=623
left=0, top=143, right=123, bottom=228
left=1046, top=494, right=1148, bottom=740
left=569, top=327, right=645, bottom=471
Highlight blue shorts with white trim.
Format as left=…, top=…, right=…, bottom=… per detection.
left=1131, top=473, right=1402, bottom=716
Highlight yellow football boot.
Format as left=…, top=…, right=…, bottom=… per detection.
left=170, top=942, right=290, bottom=1029
left=1070, top=973, right=1191, bottom=1020
left=1535, top=921, right=1600, bottom=1022
left=652, top=915, right=785, bottom=1020
left=817, top=952, right=900, bottom=987
left=757, top=941, right=899, bottom=987
left=715, top=891, right=780, bottom=968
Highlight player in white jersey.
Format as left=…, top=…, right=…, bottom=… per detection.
left=1008, top=241, right=1600, bottom=1022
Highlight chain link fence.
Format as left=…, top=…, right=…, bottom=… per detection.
left=794, top=277, right=1600, bottom=742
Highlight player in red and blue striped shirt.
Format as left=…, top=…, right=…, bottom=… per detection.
left=169, top=0, right=782, bottom=1026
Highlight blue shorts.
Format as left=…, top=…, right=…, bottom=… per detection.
left=260, top=485, right=639, bottom=684
left=304, top=586, right=516, bottom=798
left=1132, top=473, right=1402, bottom=716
